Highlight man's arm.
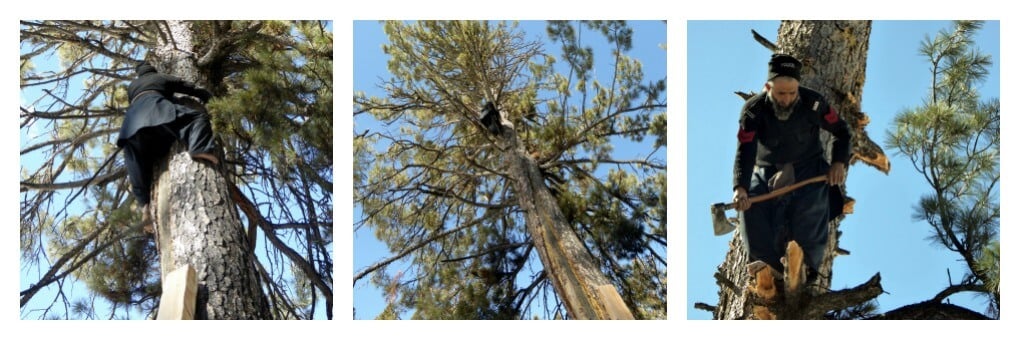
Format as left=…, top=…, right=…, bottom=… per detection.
left=733, top=106, right=759, bottom=210
left=164, top=75, right=213, bottom=103
left=819, top=99, right=851, bottom=185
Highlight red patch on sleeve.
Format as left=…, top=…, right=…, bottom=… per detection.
left=737, top=128, right=756, bottom=143
left=824, top=107, right=839, bottom=124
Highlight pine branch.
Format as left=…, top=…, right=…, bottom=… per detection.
left=230, top=181, right=334, bottom=308
left=353, top=213, right=490, bottom=284
left=21, top=219, right=139, bottom=307
left=442, top=242, right=529, bottom=263
left=555, top=157, right=666, bottom=170
left=929, top=283, right=986, bottom=303
left=20, top=168, right=126, bottom=192
left=20, top=127, right=119, bottom=155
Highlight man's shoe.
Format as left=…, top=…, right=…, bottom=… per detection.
left=192, top=152, right=219, bottom=166
left=141, top=204, right=154, bottom=233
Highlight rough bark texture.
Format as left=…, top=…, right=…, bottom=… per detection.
left=776, top=19, right=872, bottom=301
left=150, top=20, right=271, bottom=320
left=713, top=20, right=878, bottom=320
left=497, top=113, right=634, bottom=320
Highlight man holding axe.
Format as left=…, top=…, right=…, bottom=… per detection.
left=728, top=54, right=851, bottom=287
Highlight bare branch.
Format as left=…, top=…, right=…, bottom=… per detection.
left=20, top=168, right=126, bottom=192
left=929, top=283, right=986, bottom=303
left=751, top=29, right=779, bottom=53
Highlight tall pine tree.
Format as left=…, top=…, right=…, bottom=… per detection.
left=20, top=20, right=333, bottom=319
left=354, top=20, right=666, bottom=319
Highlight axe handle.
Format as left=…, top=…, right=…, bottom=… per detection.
left=722, top=175, right=828, bottom=210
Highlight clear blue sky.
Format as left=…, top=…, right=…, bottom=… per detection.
left=353, top=20, right=667, bottom=319
left=686, top=20, right=1000, bottom=319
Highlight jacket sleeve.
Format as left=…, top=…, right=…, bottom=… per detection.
left=818, top=98, right=852, bottom=165
left=733, top=105, right=759, bottom=191
left=164, top=75, right=213, bottom=103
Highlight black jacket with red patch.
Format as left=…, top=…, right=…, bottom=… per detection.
left=733, top=86, right=851, bottom=191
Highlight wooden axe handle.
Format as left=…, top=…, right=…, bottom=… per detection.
left=720, top=175, right=828, bottom=210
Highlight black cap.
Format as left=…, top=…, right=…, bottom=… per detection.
left=767, top=54, right=801, bottom=81
left=135, top=61, right=157, bottom=76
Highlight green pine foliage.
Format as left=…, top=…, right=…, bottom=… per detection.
left=355, top=21, right=666, bottom=319
left=886, top=20, right=999, bottom=317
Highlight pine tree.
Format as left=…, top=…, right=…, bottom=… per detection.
left=354, top=21, right=666, bottom=319
left=20, top=20, right=333, bottom=319
left=886, top=20, right=999, bottom=318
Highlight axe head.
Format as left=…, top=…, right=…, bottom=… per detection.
left=711, top=203, right=737, bottom=236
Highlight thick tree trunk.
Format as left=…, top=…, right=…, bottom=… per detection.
left=775, top=19, right=872, bottom=298
left=713, top=20, right=879, bottom=320
left=496, top=114, right=634, bottom=320
left=150, top=20, right=271, bottom=320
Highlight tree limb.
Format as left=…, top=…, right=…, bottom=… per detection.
left=751, top=29, right=779, bottom=53
left=353, top=213, right=491, bottom=285
left=20, top=168, right=126, bottom=192
left=799, top=273, right=883, bottom=319
left=229, top=181, right=334, bottom=308
left=929, top=283, right=986, bottom=303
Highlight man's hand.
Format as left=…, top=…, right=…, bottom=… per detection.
left=827, top=161, right=846, bottom=186
left=733, top=187, right=751, bottom=211
left=197, top=89, right=213, bottom=104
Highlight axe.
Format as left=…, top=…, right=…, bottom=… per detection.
left=710, top=175, right=828, bottom=236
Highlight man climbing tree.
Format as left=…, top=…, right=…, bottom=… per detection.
left=20, top=20, right=332, bottom=320
left=701, top=20, right=888, bottom=320
left=732, top=54, right=851, bottom=292
left=354, top=20, right=666, bottom=319
left=119, top=61, right=219, bottom=229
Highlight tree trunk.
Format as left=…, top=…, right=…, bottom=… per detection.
left=496, top=113, right=634, bottom=320
left=713, top=20, right=879, bottom=320
left=150, top=20, right=271, bottom=320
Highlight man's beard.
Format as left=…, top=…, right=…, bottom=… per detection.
left=769, top=93, right=798, bottom=121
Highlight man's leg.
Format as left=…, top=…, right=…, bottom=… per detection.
left=123, top=137, right=152, bottom=206
left=740, top=171, right=785, bottom=272
left=788, top=181, right=829, bottom=278
left=176, top=112, right=218, bottom=166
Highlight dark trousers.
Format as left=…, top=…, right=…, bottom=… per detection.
left=739, top=159, right=830, bottom=272
left=123, top=112, right=216, bottom=205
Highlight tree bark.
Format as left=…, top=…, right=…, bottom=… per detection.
left=713, top=20, right=876, bottom=320
left=497, top=112, right=634, bottom=320
left=150, top=20, right=271, bottom=320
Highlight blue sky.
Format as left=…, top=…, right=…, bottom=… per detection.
left=353, top=20, right=667, bottom=319
left=687, top=20, right=1000, bottom=319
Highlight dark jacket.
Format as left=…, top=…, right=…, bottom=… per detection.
left=733, top=86, right=851, bottom=191
left=116, top=65, right=212, bottom=146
